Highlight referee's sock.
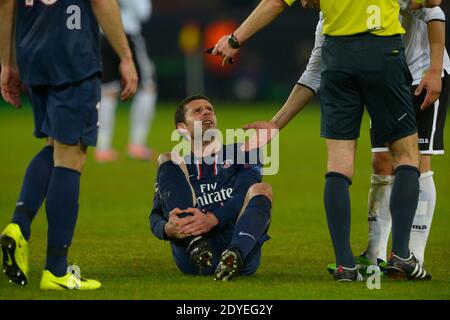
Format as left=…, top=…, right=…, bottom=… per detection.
left=157, top=161, right=195, bottom=218
left=12, top=145, right=54, bottom=241
left=390, top=165, right=420, bottom=260
left=45, top=167, right=80, bottom=277
left=324, top=172, right=355, bottom=268
left=229, top=195, right=271, bottom=259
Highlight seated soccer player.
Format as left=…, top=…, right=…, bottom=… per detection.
left=149, top=95, right=273, bottom=281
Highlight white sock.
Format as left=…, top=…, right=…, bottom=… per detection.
left=365, top=174, right=394, bottom=263
left=410, top=171, right=436, bottom=265
left=129, top=89, right=157, bottom=146
left=97, top=94, right=118, bottom=151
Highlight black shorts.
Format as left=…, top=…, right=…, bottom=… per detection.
left=320, top=34, right=417, bottom=145
left=101, top=33, right=155, bottom=88
left=371, top=72, right=449, bottom=154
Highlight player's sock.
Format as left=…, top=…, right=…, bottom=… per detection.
left=365, top=174, right=393, bottom=263
left=390, top=165, right=420, bottom=259
left=410, top=171, right=436, bottom=265
left=130, top=90, right=156, bottom=146
left=157, top=161, right=194, bottom=217
left=324, top=172, right=355, bottom=268
left=45, top=167, right=80, bottom=276
left=11, top=145, right=54, bottom=241
left=229, top=195, right=271, bottom=259
left=97, top=94, right=117, bottom=151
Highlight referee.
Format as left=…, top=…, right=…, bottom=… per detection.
left=209, top=0, right=442, bottom=282
left=318, top=0, right=438, bottom=282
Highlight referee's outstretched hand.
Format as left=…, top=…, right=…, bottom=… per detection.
left=241, top=121, right=279, bottom=152
left=206, top=34, right=238, bottom=67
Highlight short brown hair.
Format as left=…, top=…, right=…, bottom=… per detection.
left=174, top=95, right=211, bottom=127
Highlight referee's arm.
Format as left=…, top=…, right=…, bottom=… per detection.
left=211, top=0, right=290, bottom=65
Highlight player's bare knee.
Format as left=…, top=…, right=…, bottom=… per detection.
left=53, top=142, right=87, bottom=172
left=46, top=138, right=54, bottom=147
left=372, top=152, right=393, bottom=175
left=248, top=183, right=273, bottom=202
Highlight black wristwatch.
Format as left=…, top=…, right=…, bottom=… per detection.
left=228, top=34, right=243, bottom=49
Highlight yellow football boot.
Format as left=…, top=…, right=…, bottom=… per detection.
left=0, top=223, right=29, bottom=286
left=40, top=265, right=101, bottom=290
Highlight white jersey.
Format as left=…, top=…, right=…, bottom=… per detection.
left=400, top=4, right=450, bottom=85
left=119, top=0, right=152, bottom=36
left=299, top=7, right=450, bottom=92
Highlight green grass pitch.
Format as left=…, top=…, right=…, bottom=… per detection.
left=0, top=102, right=449, bottom=300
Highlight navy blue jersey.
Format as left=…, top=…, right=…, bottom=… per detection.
left=150, top=144, right=263, bottom=240
left=16, top=0, right=101, bottom=86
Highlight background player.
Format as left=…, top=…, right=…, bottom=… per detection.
left=150, top=95, right=272, bottom=281
left=96, top=0, right=157, bottom=162
left=0, top=0, right=137, bottom=290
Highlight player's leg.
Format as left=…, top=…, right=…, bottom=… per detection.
left=387, top=134, right=425, bottom=273
left=409, top=156, right=435, bottom=265
left=37, top=76, right=101, bottom=290
left=410, top=73, right=448, bottom=265
left=324, top=139, right=358, bottom=274
left=214, top=183, right=272, bottom=281
left=128, top=34, right=157, bottom=160
left=96, top=86, right=119, bottom=162
left=1, top=86, right=55, bottom=286
left=364, top=147, right=394, bottom=266
left=44, top=140, right=85, bottom=277
left=10, top=139, right=54, bottom=241
left=95, top=36, right=121, bottom=163
left=319, top=35, right=366, bottom=282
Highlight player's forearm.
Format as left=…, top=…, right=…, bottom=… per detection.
left=91, top=0, right=132, bottom=61
left=272, top=84, right=315, bottom=129
left=0, top=0, right=15, bottom=66
left=233, top=0, right=288, bottom=44
left=427, top=20, right=445, bottom=75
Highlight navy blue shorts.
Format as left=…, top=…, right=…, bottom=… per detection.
left=29, top=75, right=101, bottom=146
left=170, top=226, right=270, bottom=276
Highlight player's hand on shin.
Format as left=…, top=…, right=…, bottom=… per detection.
left=415, top=70, right=441, bottom=110
left=164, top=208, right=189, bottom=239
left=177, top=208, right=219, bottom=236
left=1, top=65, right=22, bottom=108
left=241, top=120, right=279, bottom=151
left=207, top=35, right=239, bottom=66
left=119, top=57, right=138, bottom=101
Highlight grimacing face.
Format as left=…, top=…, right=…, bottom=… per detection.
left=177, top=99, right=218, bottom=140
